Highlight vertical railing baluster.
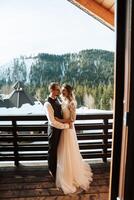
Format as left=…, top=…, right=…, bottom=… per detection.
left=12, top=120, right=19, bottom=166
left=103, top=118, right=108, bottom=162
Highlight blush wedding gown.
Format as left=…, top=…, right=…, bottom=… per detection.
left=56, top=99, right=93, bottom=194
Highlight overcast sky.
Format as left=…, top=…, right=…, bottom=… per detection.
left=0, top=0, right=115, bottom=64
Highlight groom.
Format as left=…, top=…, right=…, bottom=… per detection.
left=44, top=82, right=69, bottom=180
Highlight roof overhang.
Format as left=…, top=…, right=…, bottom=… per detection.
left=68, top=0, right=114, bottom=30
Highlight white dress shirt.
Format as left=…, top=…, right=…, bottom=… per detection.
left=44, top=102, right=69, bottom=129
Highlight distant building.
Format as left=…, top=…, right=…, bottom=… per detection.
left=0, top=81, right=36, bottom=108
left=0, top=81, right=44, bottom=116
left=0, top=95, right=7, bottom=107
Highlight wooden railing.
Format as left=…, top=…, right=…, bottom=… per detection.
left=0, top=112, right=113, bottom=166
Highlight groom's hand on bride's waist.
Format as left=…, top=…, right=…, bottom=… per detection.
left=64, top=119, right=72, bottom=123
left=69, top=122, right=73, bottom=129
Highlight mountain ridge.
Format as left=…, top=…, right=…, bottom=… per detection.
left=0, top=49, right=114, bottom=109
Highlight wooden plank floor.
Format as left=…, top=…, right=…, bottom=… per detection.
left=0, top=162, right=110, bottom=200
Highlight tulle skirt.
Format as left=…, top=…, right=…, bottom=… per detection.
left=56, top=127, right=93, bottom=194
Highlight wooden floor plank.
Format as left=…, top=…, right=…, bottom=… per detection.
left=0, top=162, right=110, bottom=200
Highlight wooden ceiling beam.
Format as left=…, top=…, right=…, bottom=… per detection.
left=68, top=0, right=114, bottom=30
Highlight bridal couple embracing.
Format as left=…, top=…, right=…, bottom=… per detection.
left=44, top=82, right=93, bottom=194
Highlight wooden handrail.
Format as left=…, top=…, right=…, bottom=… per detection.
left=0, top=112, right=113, bottom=166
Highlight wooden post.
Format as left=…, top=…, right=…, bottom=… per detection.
left=109, top=0, right=126, bottom=199
left=102, top=118, right=108, bottom=163
left=12, top=120, right=19, bottom=166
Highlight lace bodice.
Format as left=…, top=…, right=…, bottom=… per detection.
left=61, top=100, right=77, bottom=121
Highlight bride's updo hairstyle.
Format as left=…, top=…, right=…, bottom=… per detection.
left=62, top=83, right=75, bottom=101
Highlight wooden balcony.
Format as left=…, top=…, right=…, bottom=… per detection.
left=0, top=113, right=113, bottom=199
left=0, top=113, right=113, bottom=165
left=0, top=162, right=110, bottom=200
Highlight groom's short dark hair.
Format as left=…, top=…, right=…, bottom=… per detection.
left=48, top=82, right=60, bottom=91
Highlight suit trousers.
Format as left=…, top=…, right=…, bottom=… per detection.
left=48, top=126, right=61, bottom=179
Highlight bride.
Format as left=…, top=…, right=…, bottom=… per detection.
left=55, top=84, right=93, bottom=194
